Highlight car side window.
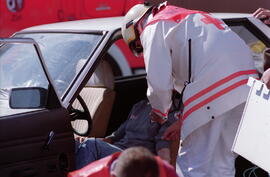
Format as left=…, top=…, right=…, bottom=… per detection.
left=15, top=33, right=103, bottom=98
left=230, top=25, right=267, bottom=74
left=0, top=43, right=49, bottom=116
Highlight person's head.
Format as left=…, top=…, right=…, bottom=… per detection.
left=121, top=2, right=152, bottom=56
left=112, top=147, right=159, bottom=177
left=264, top=48, right=270, bottom=71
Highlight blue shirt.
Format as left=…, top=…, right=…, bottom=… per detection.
left=106, top=100, right=177, bottom=153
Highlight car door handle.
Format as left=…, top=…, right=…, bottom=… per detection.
left=43, top=131, right=55, bottom=150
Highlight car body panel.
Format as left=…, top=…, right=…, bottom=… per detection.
left=21, top=17, right=124, bottom=32
left=212, top=13, right=252, bottom=19
left=248, top=17, right=270, bottom=38
left=0, top=0, right=143, bottom=37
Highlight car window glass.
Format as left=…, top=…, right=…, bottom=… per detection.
left=230, top=26, right=267, bottom=73
left=0, top=43, right=49, bottom=116
left=103, top=39, right=146, bottom=79
left=15, top=33, right=103, bottom=97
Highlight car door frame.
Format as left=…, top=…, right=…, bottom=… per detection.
left=0, top=38, right=75, bottom=176
left=62, top=29, right=122, bottom=110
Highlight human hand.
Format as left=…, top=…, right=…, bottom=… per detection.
left=262, top=68, right=270, bottom=89
left=162, top=119, right=182, bottom=141
left=253, top=8, right=270, bottom=25
left=75, top=136, right=87, bottom=143
left=150, top=110, right=167, bottom=124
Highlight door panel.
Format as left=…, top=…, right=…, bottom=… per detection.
left=0, top=108, right=75, bottom=176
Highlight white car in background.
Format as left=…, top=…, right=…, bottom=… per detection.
left=0, top=14, right=269, bottom=176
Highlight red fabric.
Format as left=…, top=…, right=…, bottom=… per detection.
left=115, top=39, right=145, bottom=68
left=184, top=70, right=258, bottom=107
left=68, top=152, right=178, bottom=177
left=152, top=108, right=169, bottom=117
left=143, top=5, right=205, bottom=31
left=200, top=13, right=225, bottom=30
left=182, top=70, right=258, bottom=121
left=155, top=156, right=179, bottom=177
left=142, top=4, right=226, bottom=33
left=182, top=79, right=248, bottom=121
left=68, top=152, right=121, bottom=177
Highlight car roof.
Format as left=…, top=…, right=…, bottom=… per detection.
left=21, top=13, right=253, bottom=33
left=211, top=13, right=252, bottom=19
left=21, top=16, right=124, bottom=32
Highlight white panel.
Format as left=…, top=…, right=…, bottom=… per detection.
left=233, top=77, right=270, bottom=173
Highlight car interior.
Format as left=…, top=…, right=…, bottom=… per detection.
left=71, top=56, right=148, bottom=138
left=70, top=51, right=180, bottom=166
left=72, top=59, right=116, bottom=138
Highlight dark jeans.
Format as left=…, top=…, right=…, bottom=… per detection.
left=75, top=138, right=122, bottom=169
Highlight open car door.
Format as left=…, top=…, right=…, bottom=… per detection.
left=0, top=38, right=75, bottom=177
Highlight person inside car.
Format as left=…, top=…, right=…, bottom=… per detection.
left=75, top=98, right=178, bottom=170
left=69, top=147, right=178, bottom=177
left=121, top=2, right=258, bottom=177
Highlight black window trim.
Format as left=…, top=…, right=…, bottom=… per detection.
left=224, top=18, right=270, bottom=48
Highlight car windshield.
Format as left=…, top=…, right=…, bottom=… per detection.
left=11, top=32, right=103, bottom=97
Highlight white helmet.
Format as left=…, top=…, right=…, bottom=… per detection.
left=121, top=2, right=152, bottom=56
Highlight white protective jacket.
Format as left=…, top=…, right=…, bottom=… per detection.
left=140, top=5, right=258, bottom=140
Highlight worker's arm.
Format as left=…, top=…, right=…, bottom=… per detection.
left=140, top=21, right=175, bottom=121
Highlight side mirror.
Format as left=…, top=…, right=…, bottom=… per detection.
left=9, top=87, right=48, bottom=109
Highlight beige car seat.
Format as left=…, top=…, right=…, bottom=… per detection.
left=72, top=59, right=115, bottom=137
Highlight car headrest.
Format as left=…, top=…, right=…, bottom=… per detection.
left=76, top=59, right=114, bottom=89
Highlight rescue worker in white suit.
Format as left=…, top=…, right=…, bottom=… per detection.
left=121, top=2, right=258, bottom=177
